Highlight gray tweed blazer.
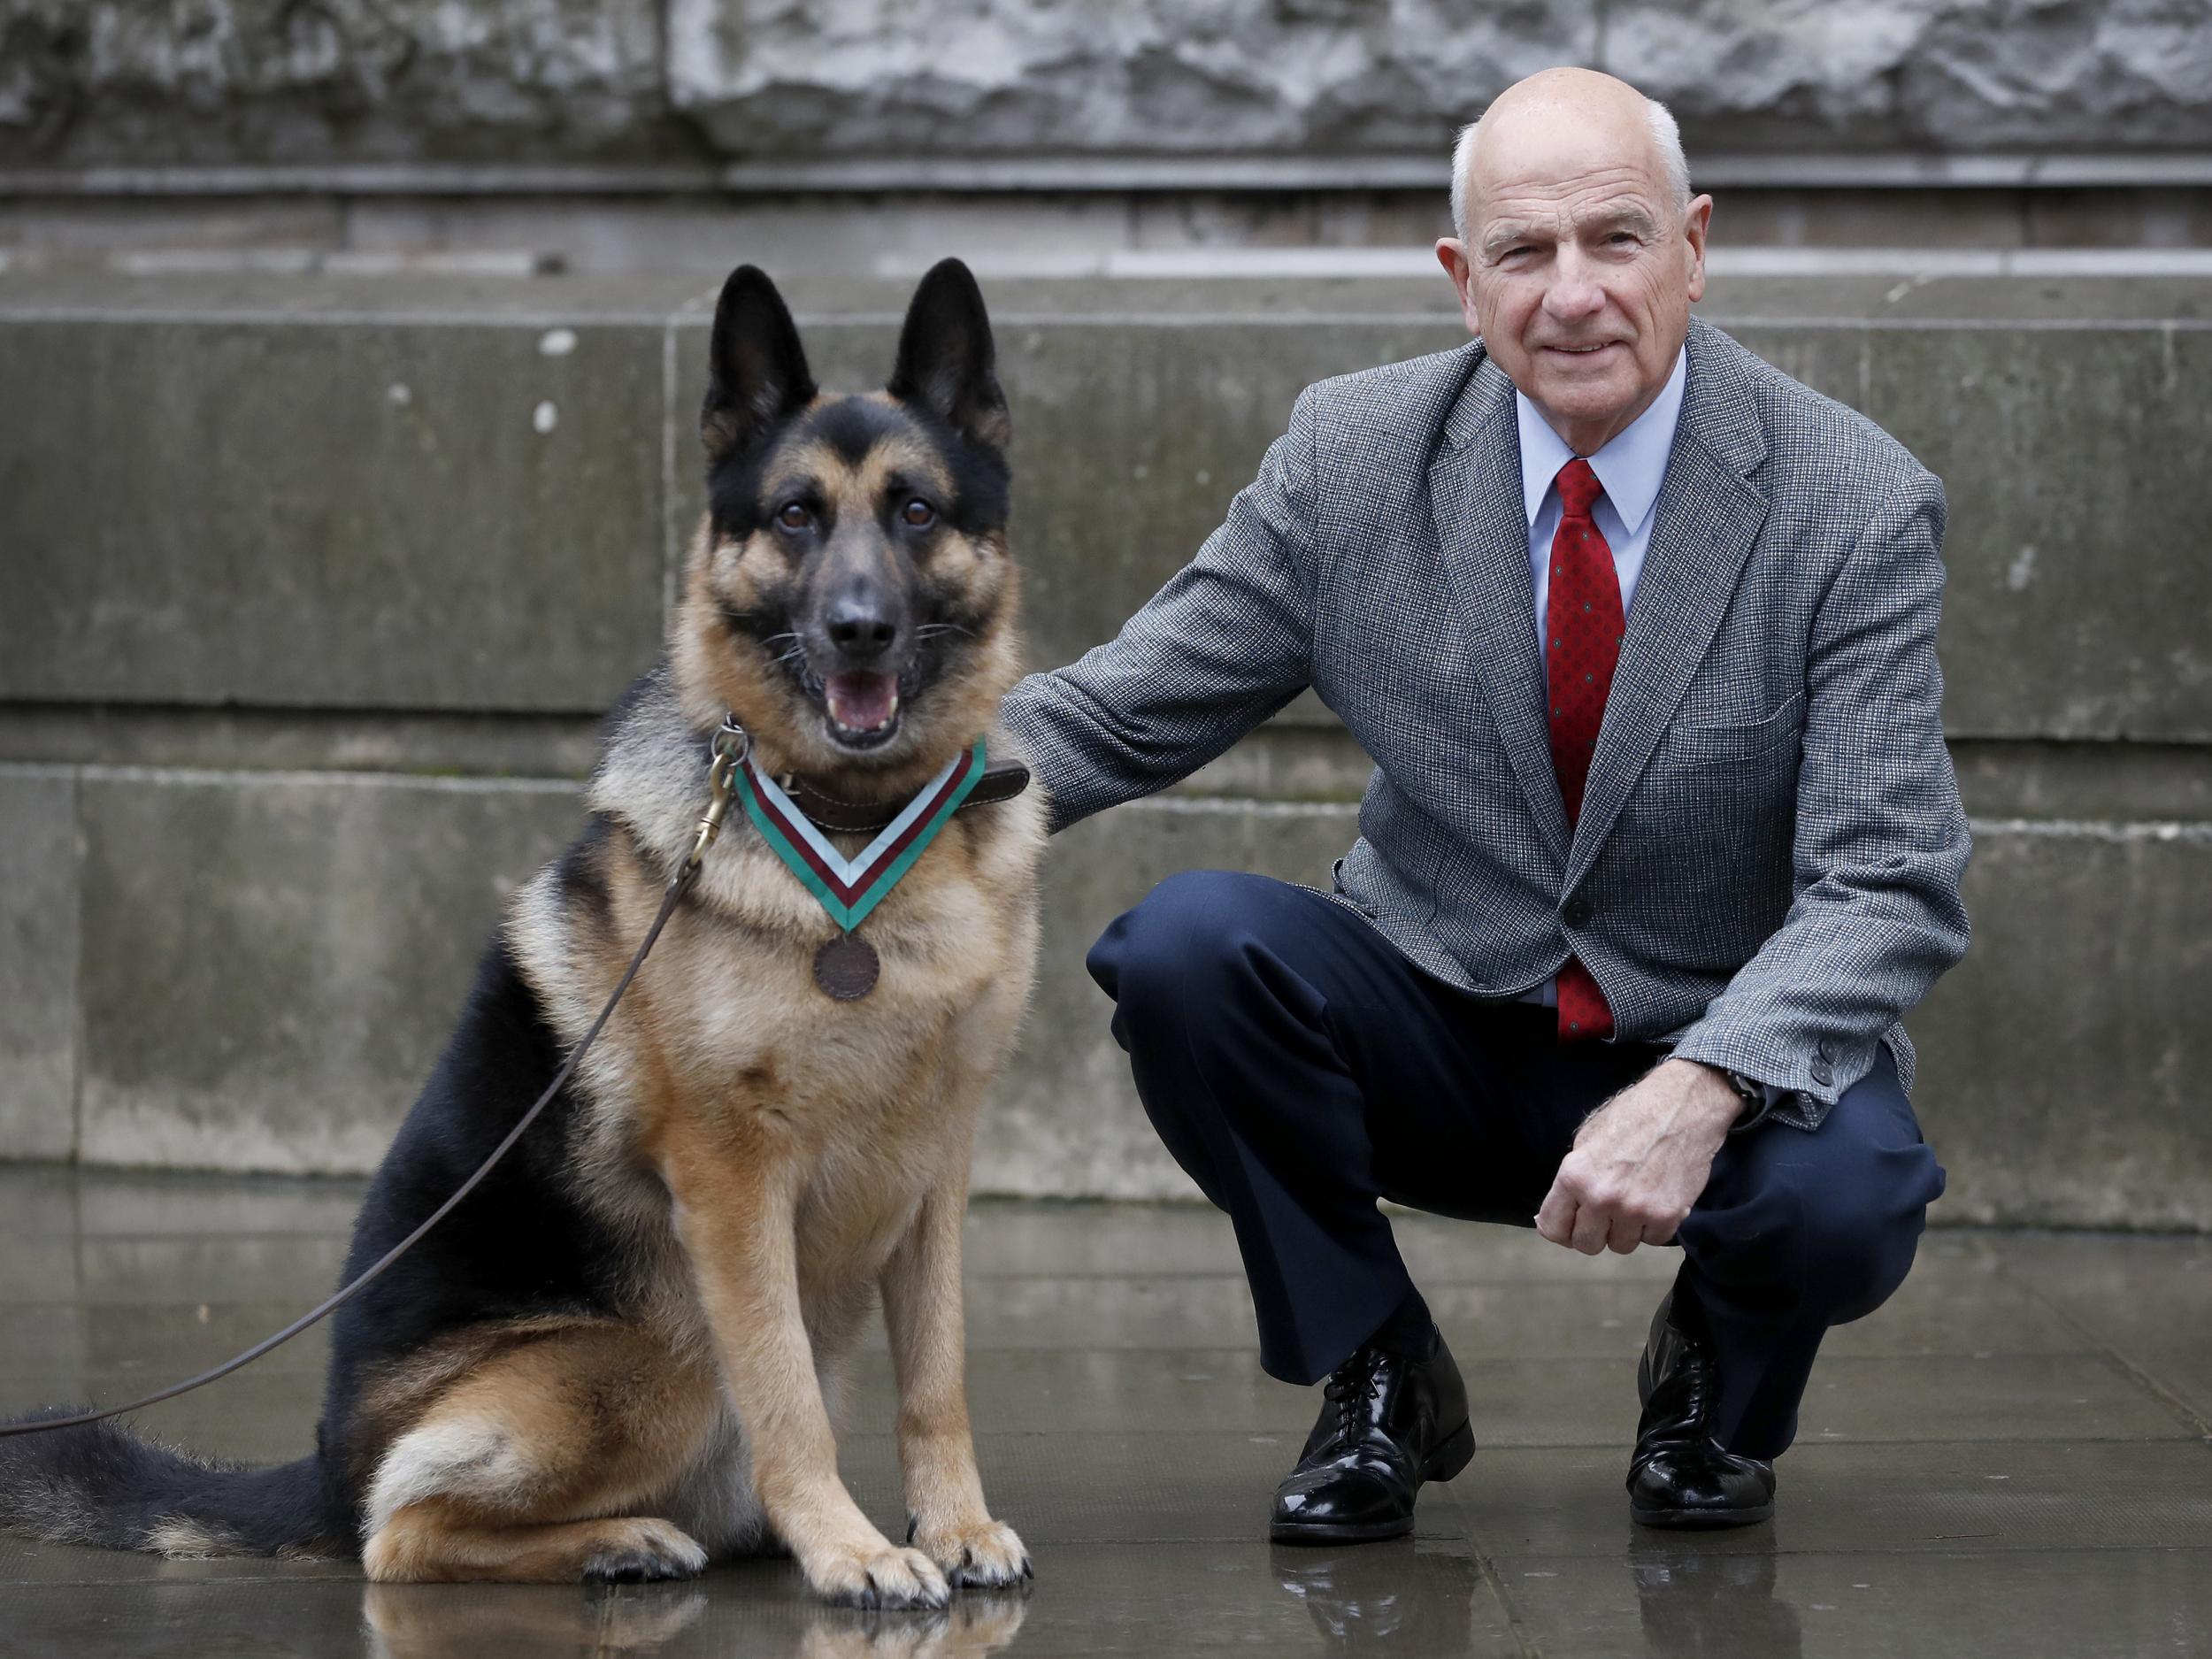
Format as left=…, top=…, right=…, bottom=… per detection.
left=998, top=317, right=1971, bottom=1128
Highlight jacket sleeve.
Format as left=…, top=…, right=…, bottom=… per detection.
left=1667, top=466, right=1972, bottom=1119
left=998, top=388, right=1321, bottom=835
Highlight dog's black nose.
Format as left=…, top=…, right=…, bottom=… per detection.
left=826, top=598, right=899, bottom=659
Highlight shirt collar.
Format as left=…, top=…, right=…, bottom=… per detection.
left=1516, top=342, right=1689, bottom=537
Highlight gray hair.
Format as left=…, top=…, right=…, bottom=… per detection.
left=1449, top=95, right=1692, bottom=244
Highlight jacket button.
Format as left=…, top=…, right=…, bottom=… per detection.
left=1564, top=898, right=1593, bottom=928
left=1810, top=1059, right=1834, bottom=1087
left=1817, top=1037, right=1838, bottom=1062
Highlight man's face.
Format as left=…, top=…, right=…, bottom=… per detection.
left=1438, top=107, right=1710, bottom=451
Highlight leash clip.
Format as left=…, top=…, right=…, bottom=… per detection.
left=688, top=716, right=752, bottom=870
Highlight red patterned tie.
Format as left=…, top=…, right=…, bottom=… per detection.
left=1545, top=457, right=1621, bottom=1042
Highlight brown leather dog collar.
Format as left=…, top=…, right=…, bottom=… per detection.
left=772, top=755, right=1032, bottom=834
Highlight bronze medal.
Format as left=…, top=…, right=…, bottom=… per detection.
left=813, top=933, right=880, bottom=1001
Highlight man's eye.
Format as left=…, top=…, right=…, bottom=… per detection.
left=777, top=503, right=811, bottom=531
left=902, top=498, right=937, bottom=528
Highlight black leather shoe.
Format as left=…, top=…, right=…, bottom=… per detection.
left=1628, top=1289, right=1777, bottom=1529
left=1270, top=1329, right=1475, bottom=1545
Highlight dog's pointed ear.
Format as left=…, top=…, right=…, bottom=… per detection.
left=887, top=258, right=1010, bottom=451
left=703, top=265, right=817, bottom=462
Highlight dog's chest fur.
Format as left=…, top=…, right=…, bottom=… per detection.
left=506, top=672, right=1046, bottom=1307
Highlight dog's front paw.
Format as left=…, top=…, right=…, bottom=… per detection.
left=915, top=1517, right=1032, bottom=1590
left=580, top=1517, right=709, bottom=1584
left=803, top=1538, right=951, bottom=1609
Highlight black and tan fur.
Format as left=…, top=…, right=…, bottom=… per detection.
left=0, top=259, right=1045, bottom=1609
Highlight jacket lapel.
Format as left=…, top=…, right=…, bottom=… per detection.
left=1425, top=348, right=1571, bottom=864
left=1563, top=320, right=1771, bottom=889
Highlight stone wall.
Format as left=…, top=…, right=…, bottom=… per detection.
left=3, top=1, right=2208, bottom=169
left=1, top=270, right=2208, bottom=1227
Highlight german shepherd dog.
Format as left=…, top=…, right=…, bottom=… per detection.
left=0, top=259, right=1045, bottom=1609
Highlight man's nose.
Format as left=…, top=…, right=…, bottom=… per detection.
left=1542, top=247, right=1606, bottom=323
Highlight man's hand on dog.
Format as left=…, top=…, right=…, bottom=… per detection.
left=1535, top=1058, right=1742, bottom=1255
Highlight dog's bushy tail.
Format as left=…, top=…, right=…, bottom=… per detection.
left=0, top=1409, right=344, bottom=1559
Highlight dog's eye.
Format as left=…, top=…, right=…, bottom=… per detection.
left=777, top=503, right=811, bottom=532
left=902, top=498, right=936, bottom=528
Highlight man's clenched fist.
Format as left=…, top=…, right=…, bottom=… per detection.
left=1534, top=1058, right=1744, bottom=1255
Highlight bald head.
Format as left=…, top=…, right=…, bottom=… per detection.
left=1433, top=65, right=1711, bottom=456
left=1450, top=69, right=1689, bottom=244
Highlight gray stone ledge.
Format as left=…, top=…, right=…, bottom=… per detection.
left=4, top=272, right=2209, bottom=742
left=9, top=718, right=2208, bottom=829
left=5, top=270, right=2211, bottom=325
left=3, top=761, right=2201, bottom=1224
left=9, top=152, right=2212, bottom=197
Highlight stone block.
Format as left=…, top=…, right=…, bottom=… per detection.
left=1708, top=322, right=1865, bottom=410
left=0, top=0, right=669, bottom=168
left=1910, top=819, right=2212, bottom=1227
left=0, top=299, right=671, bottom=711
left=0, top=768, right=77, bottom=1160
left=664, top=0, right=2211, bottom=160
left=5, top=0, right=2211, bottom=167
left=974, top=795, right=1361, bottom=1202
left=74, top=770, right=584, bottom=1172
left=1867, top=324, right=2212, bottom=743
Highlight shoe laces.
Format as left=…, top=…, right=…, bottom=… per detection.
left=1321, top=1346, right=1387, bottom=1439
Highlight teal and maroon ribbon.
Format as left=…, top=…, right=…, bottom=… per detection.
left=734, top=741, right=987, bottom=932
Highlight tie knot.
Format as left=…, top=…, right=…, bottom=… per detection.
left=1555, top=456, right=1603, bottom=519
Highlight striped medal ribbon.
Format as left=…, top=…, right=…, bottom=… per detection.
left=733, top=739, right=988, bottom=999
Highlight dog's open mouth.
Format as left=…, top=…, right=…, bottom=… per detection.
left=821, top=669, right=902, bottom=747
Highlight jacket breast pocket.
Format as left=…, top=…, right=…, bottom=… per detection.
left=1655, top=688, right=1806, bottom=771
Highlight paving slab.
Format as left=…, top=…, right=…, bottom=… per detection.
left=1456, top=1440, right=2212, bottom=1557
left=1489, top=1545, right=2212, bottom=1659
left=0, top=1540, right=1523, bottom=1657
left=0, top=1165, right=365, bottom=1240
left=8, top=1346, right=2177, bottom=1478
left=0, top=1234, right=354, bottom=1308
left=850, top=1349, right=2187, bottom=1448
left=954, top=1263, right=2087, bottom=1359
left=3, top=1168, right=2209, bottom=1658
left=0, top=1300, right=335, bottom=1382
left=1991, top=1231, right=2212, bottom=1425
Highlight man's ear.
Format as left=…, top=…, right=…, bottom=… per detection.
left=702, top=265, right=817, bottom=462
left=1682, top=194, right=1714, bottom=304
left=887, top=257, right=1010, bottom=451
left=1435, top=237, right=1480, bottom=336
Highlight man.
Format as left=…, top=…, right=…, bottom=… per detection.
left=997, top=66, right=1967, bottom=1538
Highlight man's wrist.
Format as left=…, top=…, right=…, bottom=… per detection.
left=1674, top=1058, right=1763, bottom=1131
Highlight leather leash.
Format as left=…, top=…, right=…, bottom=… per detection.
left=0, top=718, right=758, bottom=1440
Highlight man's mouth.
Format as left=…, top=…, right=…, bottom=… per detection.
left=1544, top=341, right=1619, bottom=357
left=822, top=670, right=902, bottom=746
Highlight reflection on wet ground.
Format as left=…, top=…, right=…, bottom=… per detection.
left=3, top=1166, right=2208, bottom=1655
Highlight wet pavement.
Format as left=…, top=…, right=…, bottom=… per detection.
left=1, top=1164, right=2208, bottom=1657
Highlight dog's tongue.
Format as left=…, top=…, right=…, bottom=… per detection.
left=826, top=671, right=899, bottom=732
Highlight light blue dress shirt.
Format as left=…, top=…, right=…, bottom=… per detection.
left=1517, top=342, right=1689, bottom=657
left=1512, top=344, right=1689, bottom=1010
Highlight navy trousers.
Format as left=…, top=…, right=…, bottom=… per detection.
left=1087, top=870, right=1947, bottom=1461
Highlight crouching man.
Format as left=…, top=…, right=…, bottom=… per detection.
left=1000, top=65, right=1967, bottom=1538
